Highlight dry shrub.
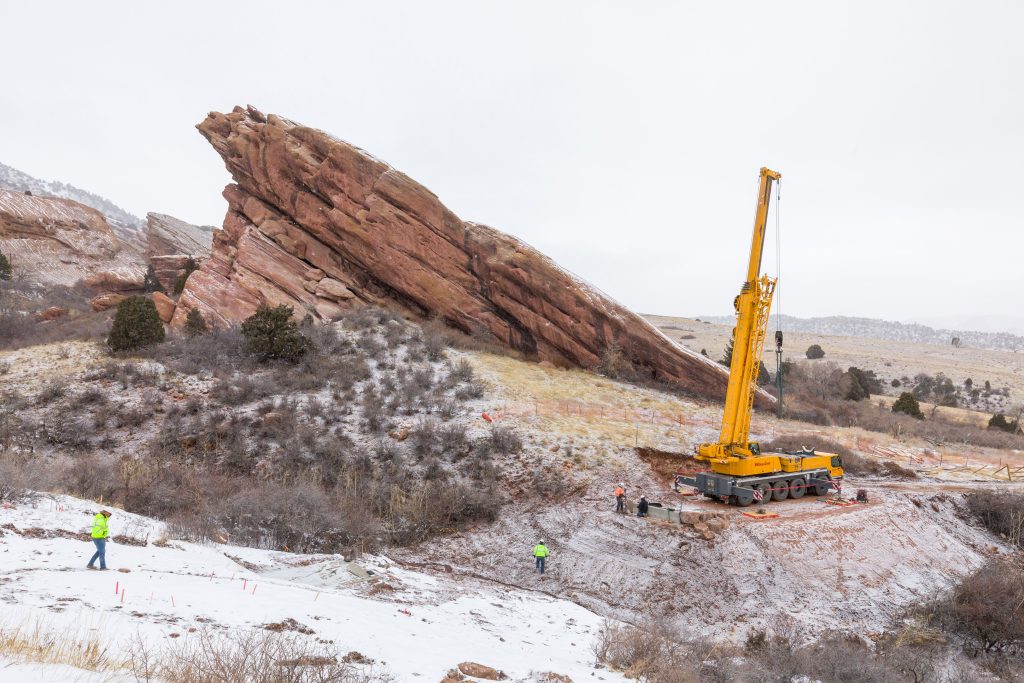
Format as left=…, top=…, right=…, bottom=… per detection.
left=966, top=491, right=1024, bottom=548
left=128, top=628, right=392, bottom=682
left=929, top=556, right=1024, bottom=655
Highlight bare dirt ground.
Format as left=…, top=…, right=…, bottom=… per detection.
left=392, top=350, right=1024, bottom=645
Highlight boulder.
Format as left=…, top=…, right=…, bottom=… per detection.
left=457, top=663, right=507, bottom=680
left=35, top=306, right=68, bottom=322
left=149, top=254, right=202, bottom=294
left=152, top=291, right=176, bottom=322
left=82, top=267, right=145, bottom=293
left=90, top=293, right=127, bottom=312
left=315, top=278, right=355, bottom=302
left=174, top=105, right=769, bottom=404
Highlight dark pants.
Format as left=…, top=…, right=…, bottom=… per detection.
left=637, top=509, right=647, bottom=517
left=535, top=556, right=545, bottom=574
left=616, top=495, right=624, bottom=513
left=88, top=538, right=106, bottom=569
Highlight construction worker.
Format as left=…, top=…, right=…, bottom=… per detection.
left=637, top=495, right=649, bottom=518
left=87, top=510, right=111, bottom=570
left=532, top=540, right=549, bottom=574
left=614, top=482, right=626, bottom=513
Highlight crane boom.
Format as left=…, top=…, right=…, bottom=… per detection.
left=678, top=167, right=844, bottom=507
left=698, top=168, right=779, bottom=461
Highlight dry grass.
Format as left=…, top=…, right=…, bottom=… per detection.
left=0, top=618, right=124, bottom=674
left=467, top=352, right=711, bottom=450
left=128, top=628, right=392, bottom=683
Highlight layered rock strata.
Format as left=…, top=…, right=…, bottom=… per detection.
left=0, top=189, right=134, bottom=287
left=176, top=105, right=746, bottom=402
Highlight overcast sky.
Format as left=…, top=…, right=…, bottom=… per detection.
left=2, top=1, right=1021, bottom=330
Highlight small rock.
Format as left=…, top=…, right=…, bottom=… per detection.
left=457, top=663, right=507, bottom=680
left=35, top=306, right=68, bottom=322
left=90, top=293, right=127, bottom=312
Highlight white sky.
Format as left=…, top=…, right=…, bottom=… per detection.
left=2, top=1, right=1021, bottom=328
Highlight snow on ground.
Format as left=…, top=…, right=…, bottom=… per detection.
left=0, top=493, right=624, bottom=682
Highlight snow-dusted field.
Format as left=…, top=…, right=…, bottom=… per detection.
left=1, top=493, right=624, bottom=682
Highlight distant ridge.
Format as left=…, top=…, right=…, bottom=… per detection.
left=0, top=161, right=145, bottom=252
left=697, top=314, right=1024, bottom=353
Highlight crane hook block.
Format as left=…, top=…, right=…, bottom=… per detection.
left=775, top=330, right=783, bottom=349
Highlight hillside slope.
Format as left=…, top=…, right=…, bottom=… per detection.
left=0, top=492, right=621, bottom=682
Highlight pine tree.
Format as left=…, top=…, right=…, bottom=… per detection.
left=720, top=337, right=734, bottom=367
left=173, top=256, right=198, bottom=295
left=184, top=308, right=208, bottom=337
left=240, top=304, right=312, bottom=362
left=892, top=392, right=924, bottom=420
left=805, top=344, right=825, bottom=360
left=0, top=250, right=11, bottom=280
left=143, top=265, right=165, bottom=293
left=107, top=296, right=165, bottom=352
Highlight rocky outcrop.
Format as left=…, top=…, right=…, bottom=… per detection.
left=0, top=188, right=143, bottom=288
left=145, top=212, right=214, bottom=259
left=177, top=105, right=748, bottom=402
left=152, top=291, right=175, bottom=322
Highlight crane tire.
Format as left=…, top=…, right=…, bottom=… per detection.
left=789, top=479, right=806, bottom=498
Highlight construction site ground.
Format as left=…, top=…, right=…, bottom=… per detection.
left=391, top=351, right=1024, bottom=644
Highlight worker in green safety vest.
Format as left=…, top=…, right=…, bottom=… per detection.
left=87, top=510, right=112, bottom=570
left=532, top=540, right=549, bottom=575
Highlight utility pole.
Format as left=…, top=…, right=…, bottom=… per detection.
left=774, top=330, right=784, bottom=418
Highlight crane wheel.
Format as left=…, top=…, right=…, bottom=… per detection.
left=734, top=493, right=752, bottom=507
left=813, top=482, right=831, bottom=496
left=789, top=479, right=806, bottom=498
left=771, top=480, right=789, bottom=501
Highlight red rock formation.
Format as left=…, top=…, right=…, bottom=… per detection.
left=178, top=106, right=749, bottom=402
left=145, top=212, right=214, bottom=260
left=0, top=189, right=143, bottom=288
left=152, top=291, right=175, bottom=323
left=35, top=306, right=69, bottom=322
left=90, top=293, right=127, bottom=312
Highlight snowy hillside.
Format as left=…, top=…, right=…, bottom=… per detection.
left=0, top=492, right=620, bottom=682
left=698, top=313, right=1024, bottom=352
left=0, top=162, right=145, bottom=253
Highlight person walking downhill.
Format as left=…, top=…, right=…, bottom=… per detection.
left=614, top=482, right=626, bottom=513
left=532, top=540, right=549, bottom=575
left=87, top=509, right=111, bottom=570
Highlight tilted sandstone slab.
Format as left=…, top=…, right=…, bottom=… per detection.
left=145, top=212, right=214, bottom=259
left=177, top=105, right=748, bottom=402
left=0, top=188, right=128, bottom=287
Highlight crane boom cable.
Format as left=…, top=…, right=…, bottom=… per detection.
left=775, top=178, right=781, bottom=330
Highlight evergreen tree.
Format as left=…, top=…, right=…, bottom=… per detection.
left=184, top=308, right=208, bottom=337
left=143, top=265, right=165, bottom=293
left=805, top=344, right=825, bottom=360
left=0, top=250, right=11, bottom=280
left=173, top=256, right=198, bottom=295
left=892, top=392, right=924, bottom=420
left=720, top=337, right=734, bottom=367
left=107, top=296, right=165, bottom=352
left=240, top=304, right=312, bottom=362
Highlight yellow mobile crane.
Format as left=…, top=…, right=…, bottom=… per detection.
left=677, top=168, right=844, bottom=506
